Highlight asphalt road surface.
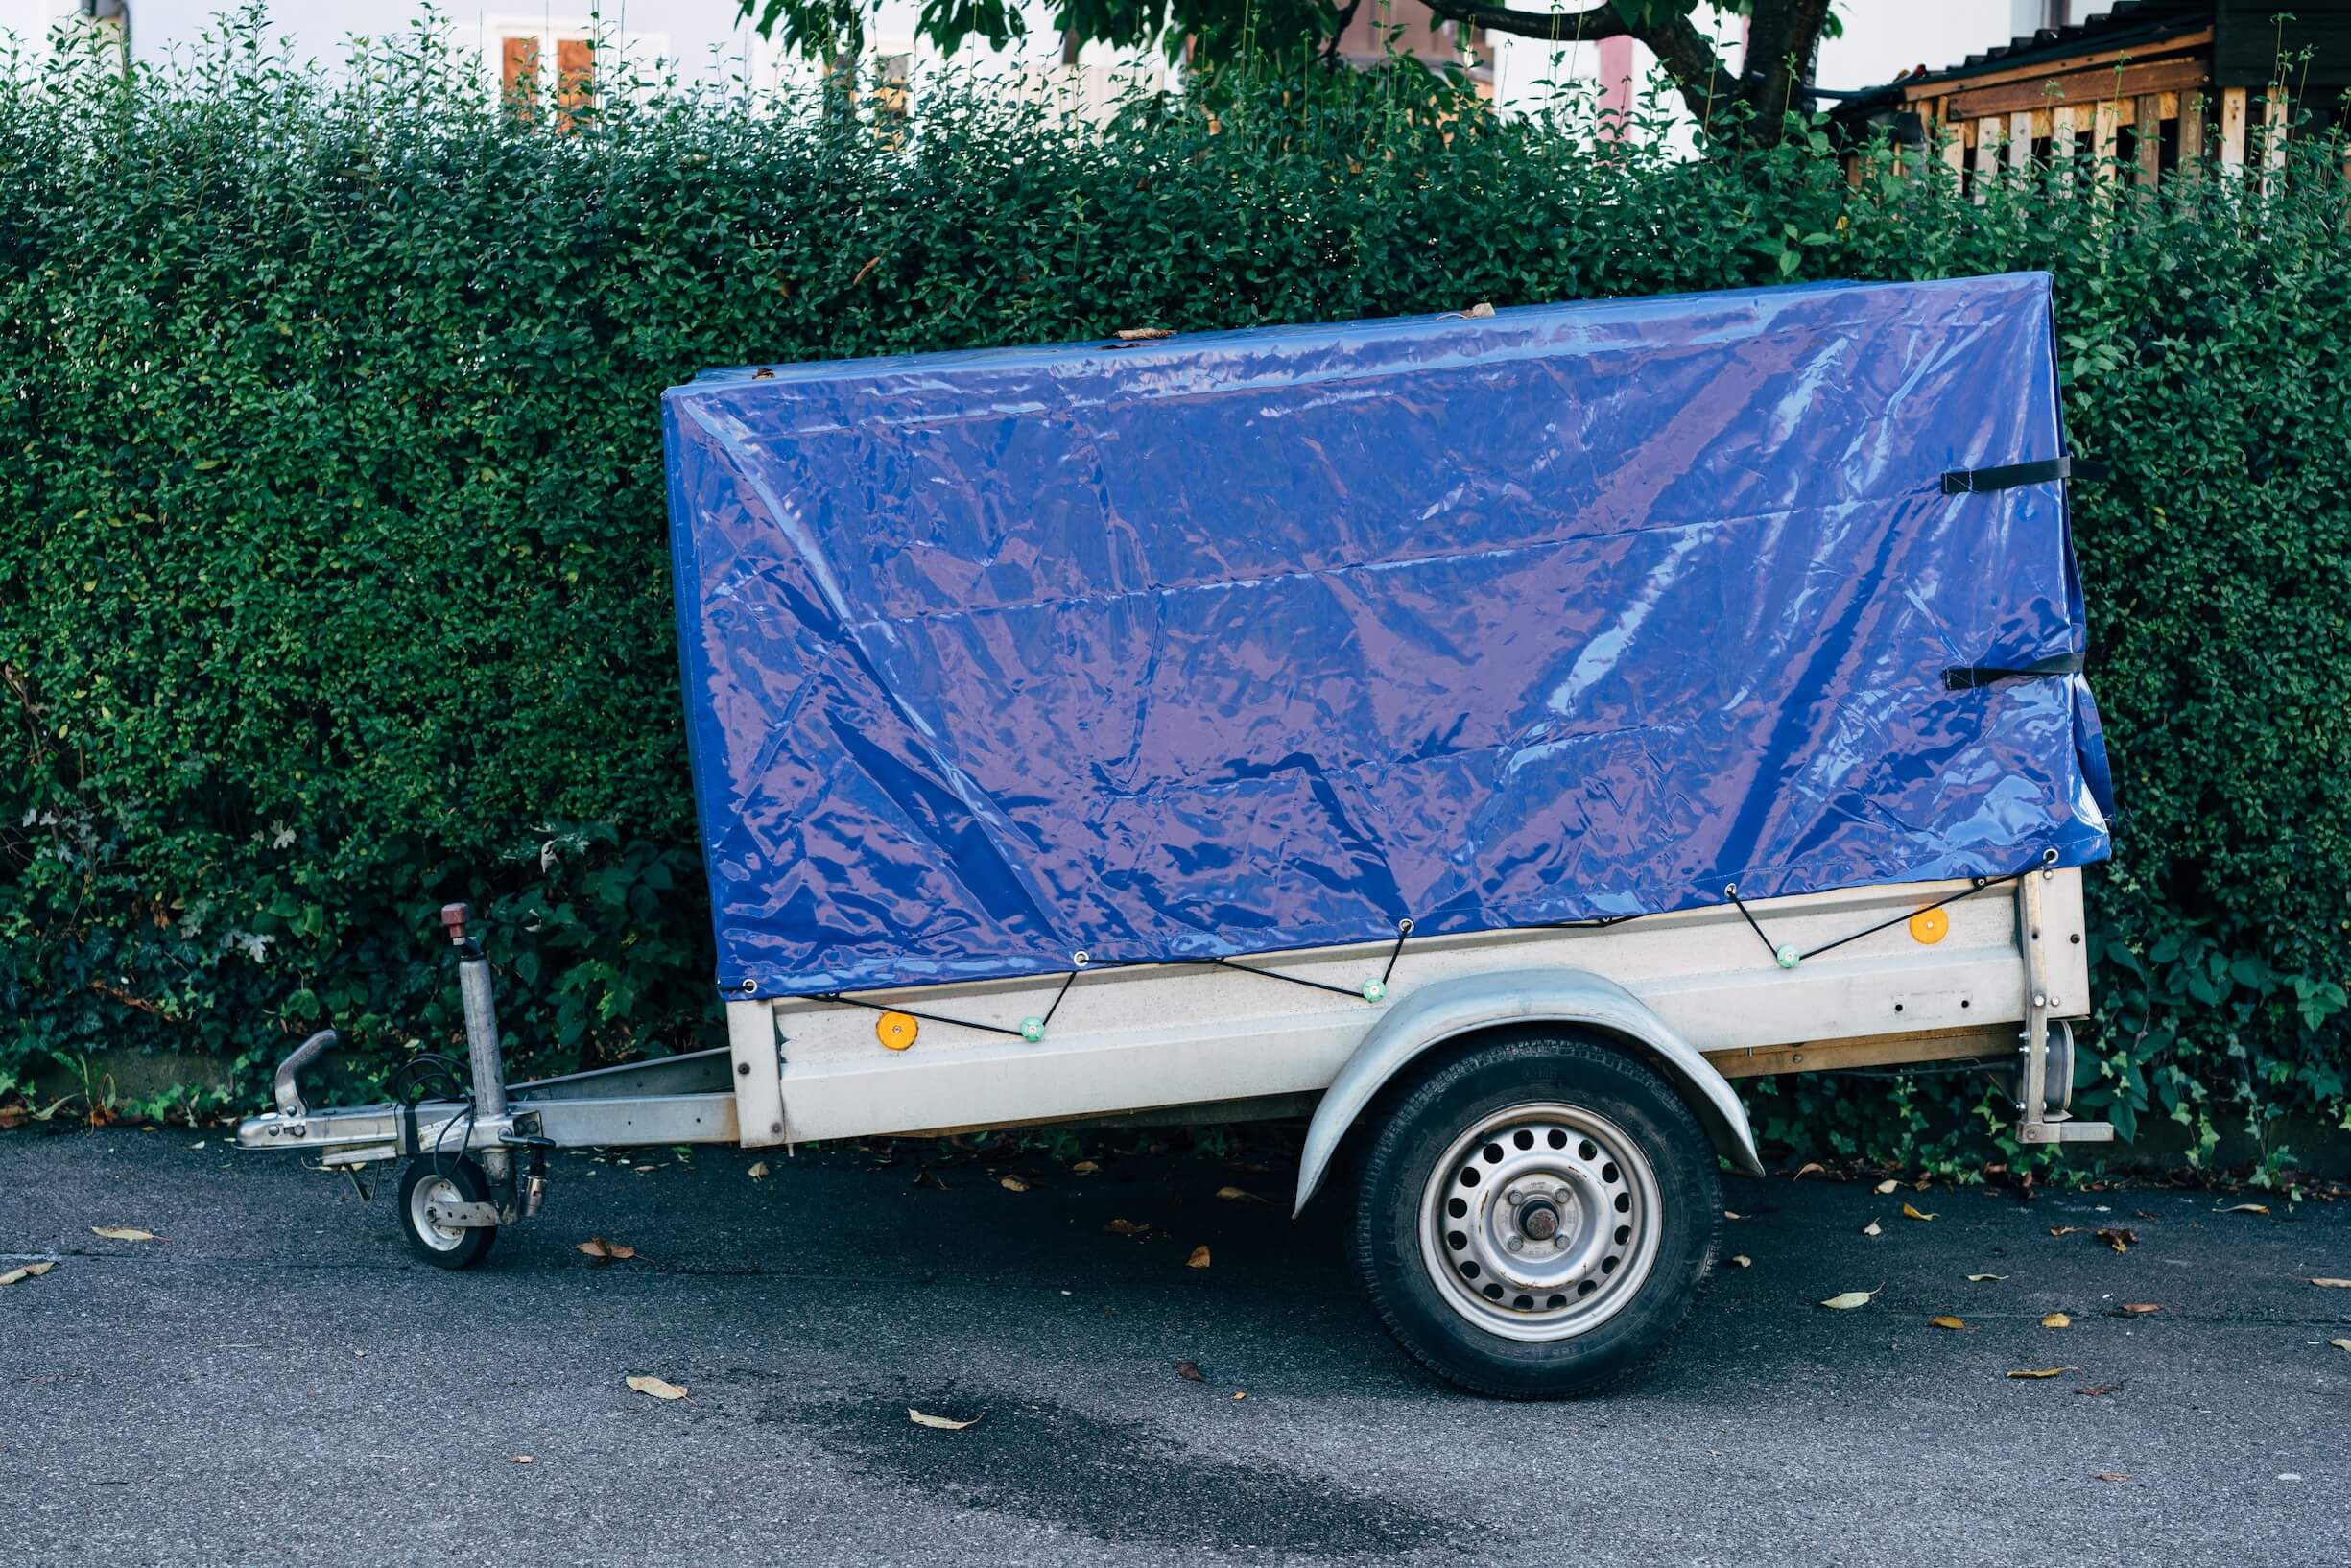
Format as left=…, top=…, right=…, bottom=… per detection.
left=5, top=1129, right=2347, bottom=1567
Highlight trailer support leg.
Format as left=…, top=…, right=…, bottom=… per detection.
left=442, top=903, right=517, bottom=1208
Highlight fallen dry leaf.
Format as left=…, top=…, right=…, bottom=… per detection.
left=850, top=255, right=883, bottom=287
left=2075, top=1384, right=2121, bottom=1396
left=1819, top=1285, right=1882, bottom=1310
left=999, top=1175, right=1030, bottom=1193
left=1967, top=1273, right=2007, bottom=1282
left=2048, top=1225, right=2081, bottom=1237
left=748, top=1161, right=771, bottom=1180
left=512, top=1455, right=534, bottom=1465
left=1903, top=1203, right=1938, bottom=1222
left=1862, top=1219, right=1883, bottom=1237
left=1104, top=1218, right=1150, bottom=1237
left=577, top=1237, right=637, bottom=1261
left=1793, top=1162, right=1828, bottom=1179
left=2095, top=1227, right=2136, bottom=1253
left=1071, top=1160, right=1100, bottom=1175
left=626, top=1375, right=688, bottom=1401
left=1874, top=1178, right=1900, bottom=1195
left=1232, top=1390, right=1247, bottom=1401
left=908, top=1407, right=979, bottom=1431
left=1114, top=326, right=1175, bottom=341
left=2216, top=1202, right=2269, bottom=1215
left=1176, top=1360, right=1204, bottom=1383
left=2118, top=1303, right=2162, bottom=1317
left=0, top=1105, right=26, bottom=1128
left=1729, top=1255, right=1752, bottom=1269
left=1215, top=1185, right=1264, bottom=1203
left=2093, top=1472, right=2130, bottom=1484
left=1931, top=1315, right=1967, bottom=1331
left=2006, top=1366, right=2075, bottom=1379
left=90, top=1226, right=156, bottom=1243
left=2330, top=1339, right=2351, bottom=1354
left=0, top=1261, right=57, bottom=1286
left=1187, top=1245, right=1212, bottom=1269
left=2043, top=1312, right=2072, bottom=1329
left=2310, top=1278, right=2351, bottom=1289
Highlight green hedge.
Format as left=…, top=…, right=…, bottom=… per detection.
left=3, top=22, right=2346, bottom=1171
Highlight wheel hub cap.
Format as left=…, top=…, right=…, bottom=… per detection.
left=1418, top=1103, right=1664, bottom=1342
left=410, top=1175, right=468, bottom=1250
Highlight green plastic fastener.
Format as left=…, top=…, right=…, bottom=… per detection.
left=1019, top=1017, right=1046, bottom=1042
left=1362, top=979, right=1388, bottom=1003
left=1774, top=944, right=1801, bottom=970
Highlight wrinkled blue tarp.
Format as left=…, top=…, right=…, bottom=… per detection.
left=663, top=273, right=2112, bottom=997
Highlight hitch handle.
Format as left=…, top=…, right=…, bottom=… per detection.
left=273, top=1029, right=341, bottom=1119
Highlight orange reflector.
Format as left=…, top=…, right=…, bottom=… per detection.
left=1908, top=907, right=1949, bottom=945
left=876, top=1010, right=918, bottom=1051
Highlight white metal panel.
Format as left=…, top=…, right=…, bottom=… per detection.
left=727, top=998, right=788, bottom=1147
left=736, top=871, right=2089, bottom=1144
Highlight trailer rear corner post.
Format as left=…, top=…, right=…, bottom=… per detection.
left=2013, top=863, right=2112, bottom=1147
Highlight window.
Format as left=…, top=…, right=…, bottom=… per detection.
left=499, top=34, right=540, bottom=107
left=873, top=53, right=912, bottom=119
left=486, top=16, right=665, bottom=129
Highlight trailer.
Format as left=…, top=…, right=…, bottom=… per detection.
left=240, top=272, right=2115, bottom=1396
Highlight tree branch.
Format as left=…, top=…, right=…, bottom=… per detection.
left=1419, top=0, right=1743, bottom=131
left=1413, top=0, right=1629, bottom=42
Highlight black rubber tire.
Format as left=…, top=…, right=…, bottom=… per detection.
left=396, top=1155, right=500, bottom=1270
left=1349, top=1032, right=1721, bottom=1398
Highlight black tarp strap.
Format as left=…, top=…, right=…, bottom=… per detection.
left=1942, top=650, right=2086, bottom=691
left=1940, top=455, right=2109, bottom=495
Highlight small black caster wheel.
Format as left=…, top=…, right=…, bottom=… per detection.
left=396, top=1155, right=500, bottom=1270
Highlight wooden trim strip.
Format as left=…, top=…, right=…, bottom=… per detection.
left=1943, top=55, right=2209, bottom=122
left=1899, top=26, right=2211, bottom=104
left=1708, top=1025, right=2016, bottom=1080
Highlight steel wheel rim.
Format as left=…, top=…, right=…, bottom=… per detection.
left=410, top=1173, right=468, bottom=1250
left=1417, top=1102, right=1664, bottom=1342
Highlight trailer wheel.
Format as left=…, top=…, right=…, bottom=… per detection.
left=1350, top=1032, right=1720, bottom=1397
left=397, top=1156, right=500, bottom=1270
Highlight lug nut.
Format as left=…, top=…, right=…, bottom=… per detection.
left=1503, top=1235, right=1523, bottom=1252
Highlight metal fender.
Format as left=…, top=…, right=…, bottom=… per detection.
left=1294, top=968, right=1765, bottom=1215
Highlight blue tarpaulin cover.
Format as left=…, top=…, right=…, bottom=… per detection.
left=662, top=272, right=2112, bottom=997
